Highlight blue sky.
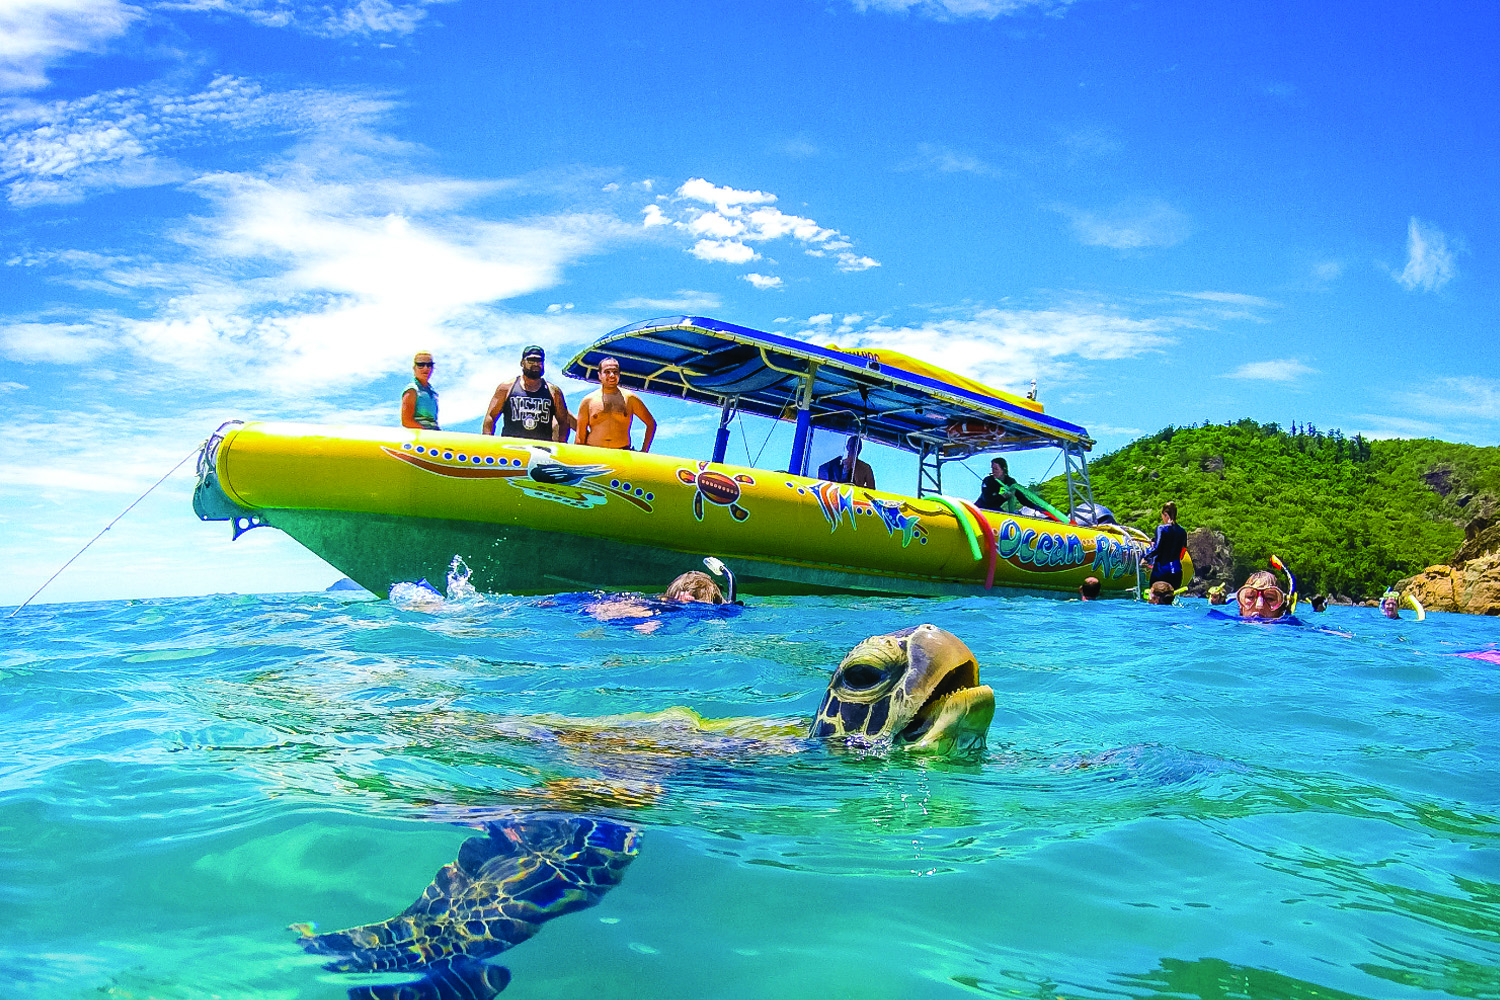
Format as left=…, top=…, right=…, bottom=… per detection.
left=2, top=0, right=1495, bottom=604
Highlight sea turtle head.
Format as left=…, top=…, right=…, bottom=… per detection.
left=809, top=624, right=994, bottom=758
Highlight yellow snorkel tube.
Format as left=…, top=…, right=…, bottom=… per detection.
left=1270, top=554, right=1298, bottom=613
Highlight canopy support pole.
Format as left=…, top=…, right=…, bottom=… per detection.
left=787, top=368, right=816, bottom=476
left=917, top=442, right=943, bottom=498
left=711, top=396, right=737, bottom=464
left=1062, top=443, right=1097, bottom=521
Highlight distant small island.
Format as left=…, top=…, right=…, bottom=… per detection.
left=1038, top=419, right=1500, bottom=612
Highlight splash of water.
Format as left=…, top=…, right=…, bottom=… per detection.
left=446, top=554, right=478, bottom=602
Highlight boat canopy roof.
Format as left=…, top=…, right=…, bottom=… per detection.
left=562, top=316, right=1093, bottom=457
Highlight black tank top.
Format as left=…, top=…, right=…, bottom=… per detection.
left=500, top=377, right=556, bottom=439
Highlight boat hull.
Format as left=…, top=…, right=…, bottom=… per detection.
left=205, top=423, right=1168, bottom=598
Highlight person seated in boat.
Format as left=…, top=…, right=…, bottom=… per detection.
left=976, top=457, right=1020, bottom=513
left=401, top=351, right=440, bottom=430
left=1079, top=576, right=1101, bottom=601
left=1207, top=584, right=1228, bottom=605
left=817, top=434, right=876, bottom=488
left=576, top=356, right=656, bottom=451
left=1141, top=501, right=1188, bottom=590
left=1236, top=570, right=1287, bottom=619
left=660, top=571, right=725, bottom=604
left=1148, top=581, right=1176, bottom=605
left=482, top=345, right=574, bottom=441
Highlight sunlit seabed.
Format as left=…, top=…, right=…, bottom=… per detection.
left=2, top=589, right=1498, bottom=999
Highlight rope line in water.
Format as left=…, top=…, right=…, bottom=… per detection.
left=7, top=443, right=202, bottom=618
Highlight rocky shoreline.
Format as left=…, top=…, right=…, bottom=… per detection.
left=1398, top=510, right=1500, bottom=616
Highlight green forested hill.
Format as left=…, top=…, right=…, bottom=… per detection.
left=1036, top=420, right=1500, bottom=598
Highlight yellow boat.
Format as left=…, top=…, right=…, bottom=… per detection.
left=193, top=316, right=1179, bottom=598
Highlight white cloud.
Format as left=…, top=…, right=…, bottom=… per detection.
left=836, top=253, right=879, bottom=272
left=1171, top=291, right=1276, bottom=308
left=1, top=75, right=395, bottom=205
left=1396, top=217, right=1457, bottom=292
left=1056, top=198, right=1191, bottom=249
left=743, top=273, right=783, bottom=290
left=690, top=238, right=756, bottom=264
left=1404, top=377, right=1500, bottom=420
left=896, top=142, right=995, bottom=176
left=796, top=305, right=1178, bottom=393
left=848, top=0, right=1073, bottom=20
left=677, top=177, right=776, bottom=212
left=3, top=129, right=635, bottom=403
left=652, top=178, right=880, bottom=275
left=1223, top=359, right=1318, bottom=382
left=1312, top=260, right=1344, bottom=282
left=613, top=291, right=722, bottom=312
left=0, top=320, right=114, bottom=363
left=155, top=0, right=444, bottom=38
left=0, top=0, right=140, bottom=93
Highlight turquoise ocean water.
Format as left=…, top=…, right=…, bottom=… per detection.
left=3, top=587, right=1498, bottom=999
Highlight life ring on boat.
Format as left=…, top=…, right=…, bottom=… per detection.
left=947, top=420, right=1005, bottom=441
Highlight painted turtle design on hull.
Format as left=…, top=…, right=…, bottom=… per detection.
left=677, top=461, right=755, bottom=522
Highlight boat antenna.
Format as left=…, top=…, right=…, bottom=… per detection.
left=7, top=443, right=202, bottom=618
left=702, top=556, right=736, bottom=603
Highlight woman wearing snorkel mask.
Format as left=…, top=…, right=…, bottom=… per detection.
left=1237, top=570, right=1289, bottom=619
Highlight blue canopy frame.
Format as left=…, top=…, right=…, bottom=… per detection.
left=563, top=316, right=1099, bottom=511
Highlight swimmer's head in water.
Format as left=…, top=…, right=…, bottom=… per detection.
left=660, top=571, right=723, bottom=604
left=1207, top=584, right=1228, bottom=605
left=1148, top=581, right=1175, bottom=605
left=809, top=624, right=994, bottom=757
left=1238, top=571, right=1286, bottom=619
left=1380, top=592, right=1401, bottom=618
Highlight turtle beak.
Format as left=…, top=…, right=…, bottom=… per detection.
left=892, top=626, right=995, bottom=757
left=901, top=683, right=994, bottom=757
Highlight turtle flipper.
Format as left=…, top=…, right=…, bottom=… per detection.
left=345, top=957, right=511, bottom=1000
left=300, top=814, right=640, bottom=978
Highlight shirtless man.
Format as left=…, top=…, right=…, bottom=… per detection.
left=481, top=345, right=574, bottom=441
left=575, top=356, right=656, bottom=451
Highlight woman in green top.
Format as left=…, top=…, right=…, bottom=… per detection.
left=401, top=351, right=440, bottom=430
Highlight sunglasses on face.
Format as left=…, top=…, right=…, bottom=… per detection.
left=1237, top=586, right=1284, bottom=610
left=415, top=362, right=434, bottom=368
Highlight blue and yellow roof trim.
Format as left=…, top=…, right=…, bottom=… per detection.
left=563, top=316, right=1094, bottom=456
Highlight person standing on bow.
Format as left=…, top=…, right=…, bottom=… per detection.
left=576, top=356, right=656, bottom=451
left=482, top=345, right=574, bottom=441
left=400, top=351, right=440, bottom=430
left=1141, top=501, right=1188, bottom=590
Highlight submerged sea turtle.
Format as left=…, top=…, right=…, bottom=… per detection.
left=295, top=625, right=993, bottom=999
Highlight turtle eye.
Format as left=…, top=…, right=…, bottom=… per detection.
left=839, top=662, right=886, bottom=690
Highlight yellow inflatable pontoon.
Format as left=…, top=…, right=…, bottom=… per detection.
left=194, top=316, right=1176, bottom=598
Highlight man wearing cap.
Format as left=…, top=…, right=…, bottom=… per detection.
left=482, top=346, right=574, bottom=441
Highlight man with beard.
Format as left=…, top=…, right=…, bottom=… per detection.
left=482, top=345, right=574, bottom=441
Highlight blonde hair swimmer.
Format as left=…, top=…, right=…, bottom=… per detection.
left=660, top=571, right=724, bottom=604
left=1237, top=570, right=1287, bottom=619
left=401, top=352, right=439, bottom=430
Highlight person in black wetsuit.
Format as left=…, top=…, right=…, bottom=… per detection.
left=976, top=457, right=1019, bottom=513
left=1141, top=501, right=1188, bottom=590
left=481, top=345, right=574, bottom=441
